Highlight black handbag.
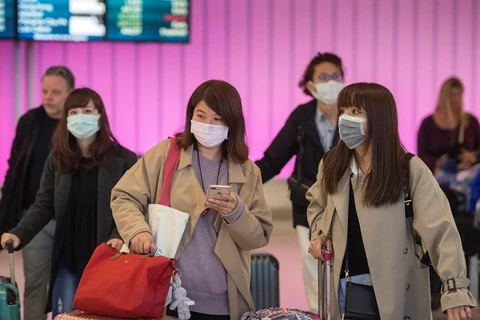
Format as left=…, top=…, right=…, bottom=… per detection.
left=344, top=282, right=381, bottom=319
left=287, top=125, right=312, bottom=211
left=287, top=176, right=312, bottom=210
left=342, top=245, right=380, bottom=320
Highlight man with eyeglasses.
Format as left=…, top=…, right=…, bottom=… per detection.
left=255, top=52, right=344, bottom=313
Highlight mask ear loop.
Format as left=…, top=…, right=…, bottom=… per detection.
left=307, top=81, right=320, bottom=99
left=359, top=118, right=367, bottom=135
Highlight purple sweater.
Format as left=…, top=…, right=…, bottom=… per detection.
left=417, top=114, right=480, bottom=171
left=176, top=149, right=244, bottom=315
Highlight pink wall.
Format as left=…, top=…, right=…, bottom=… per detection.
left=1, top=0, right=480, bottom=184
left=0, top=41, right=16, bottom=185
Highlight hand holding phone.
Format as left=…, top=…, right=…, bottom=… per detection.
left=205, top=185, right=237, bottom=216
left=206, top=185, right=231, bottom=201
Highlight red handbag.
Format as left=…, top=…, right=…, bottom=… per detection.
left=73, top=243, right=176, bottom=318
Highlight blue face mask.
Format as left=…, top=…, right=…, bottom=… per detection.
left=67, top=114, right=101, bottom=139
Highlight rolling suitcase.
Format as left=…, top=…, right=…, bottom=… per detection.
left=318, top=249, right=332, bottom=320
left=241, top=250, right=331, bottom=320
left=250, top=253, right=280, bottom=310
left=0, top=240, right=21, bottom=320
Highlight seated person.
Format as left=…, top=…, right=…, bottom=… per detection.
left=417, top=77, right=480, bottom=175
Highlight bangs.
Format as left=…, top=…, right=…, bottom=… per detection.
left=189, top=82, right=222, bottom=116
left=337, top=85, right=364, bottom=111
left=64, top=91, right=93, bottom=113
left=202, top=85, right=223, bottom=116
left=337, top=83, right=383, bottom=112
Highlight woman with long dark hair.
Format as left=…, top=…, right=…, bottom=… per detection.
left=1, top=88, right=137, bottom=317
left=308, top=83, right=476, bottom=319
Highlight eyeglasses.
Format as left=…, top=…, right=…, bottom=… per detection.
left=318, top=73, right=344, bottom=82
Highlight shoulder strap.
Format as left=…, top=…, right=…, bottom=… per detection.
left=458, top=116, right=466, bottom=144
left=403, top=152, right=422, bottom=247
left=403, top=152, right=414, bottom=219
left=158, top=137, right=181, bottom=206
left=294, top=125, right=306, bottom=182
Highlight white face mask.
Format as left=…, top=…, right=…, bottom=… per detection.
left=190, top=119, right=229, bottom=148
left=310, top=80, right=344, bottom=105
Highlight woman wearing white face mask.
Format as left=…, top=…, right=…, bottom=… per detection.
left=255, top=52, right=344, bottom=313
left=110, top=80, right=273, bottom=320
left=0, top=88, right=138, bottom=317
left=307, top=83, right=476, bottom=319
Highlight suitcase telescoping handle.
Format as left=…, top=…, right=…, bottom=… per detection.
left=7, top=239, right=16, bottom=285
left=318, top=248, right=331, bottom=320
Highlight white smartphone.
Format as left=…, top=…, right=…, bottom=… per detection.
left=206, top=185, right=231, bottom=200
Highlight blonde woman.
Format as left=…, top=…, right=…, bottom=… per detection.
left=417, top=77, right=480, bottom=174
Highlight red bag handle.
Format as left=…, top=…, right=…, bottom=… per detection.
left=158, top=137, right=181, bottom=206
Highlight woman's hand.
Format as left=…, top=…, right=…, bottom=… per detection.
left=457, top=149, right=476, bottom=171
left=434, top=154, right=449, bottom=174
left=206, top=192, right=238, bottom=216
left=459, top=149, right=476, bottom=165
left=308, top=236, right=333, bottom=260
left=106, top=238, right=124, bottom=251
left=458, top=160, right=473, bottom=171
left=130, top=232, right=157, bottom=255
left=446, top=305, right=472, bottom=320
left=0, top=233, right=21, bottom=250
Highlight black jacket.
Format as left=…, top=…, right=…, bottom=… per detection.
left=0, top=106, right=50, bottom=235
left=255, top=100, right=339, bottom=228
left=9, top=145, right=138, bottom=313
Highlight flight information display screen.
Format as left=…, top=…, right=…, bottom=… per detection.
left=17, top=0, right=106, bottom=41
left=0, top=0, right=15, bottom=39
left=16, top=0, right=189, bottom=42
left=106, top=0, right=189, bottom=42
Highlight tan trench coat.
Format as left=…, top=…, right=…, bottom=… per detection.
left=110, top=139, right=274, bottom=320
left=307, top=156, right=476, bottom=320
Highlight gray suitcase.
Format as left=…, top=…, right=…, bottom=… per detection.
left=250, top=253, right=279, bottom=310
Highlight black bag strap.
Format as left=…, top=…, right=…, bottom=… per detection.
left=404, top=152, right=414, bottom=219
left=294, top=125, right=306, bottom=182
left=404, top=152, right=423, bottom=251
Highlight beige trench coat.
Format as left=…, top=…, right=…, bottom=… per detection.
left=110, top=139, right=274, bottom=320
left=307, top=156, right=476, bottom=319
